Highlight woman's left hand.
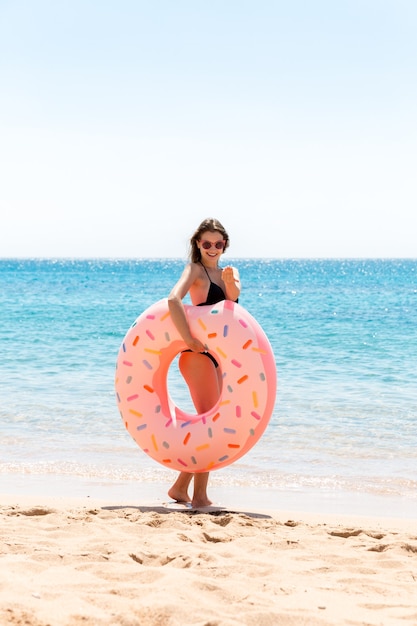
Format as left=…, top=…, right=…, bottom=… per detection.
left=222, top=266, right=236, bottom=284
left=222, top=265, right=241, bottom=301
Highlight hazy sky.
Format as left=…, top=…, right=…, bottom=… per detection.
left=1, top=0, right=416, bottom=259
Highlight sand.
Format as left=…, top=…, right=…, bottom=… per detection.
left=1, top=494, right=417, bottom=626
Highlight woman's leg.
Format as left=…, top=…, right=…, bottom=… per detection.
left=178, top=352, right=221, bottom=413
left=192, top=472, right=211, bottom=508
left=168, top=472, right=193, bottom=503
left=169, top=352, right=221, bottom=507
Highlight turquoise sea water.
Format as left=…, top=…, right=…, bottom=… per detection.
left=1, top=258, right=416, bottom=516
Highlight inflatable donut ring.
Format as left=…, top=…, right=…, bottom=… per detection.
left=115, top=298, right=277, bottom=472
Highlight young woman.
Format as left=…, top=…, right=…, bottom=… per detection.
left=167, top=218, right=241, bottom=507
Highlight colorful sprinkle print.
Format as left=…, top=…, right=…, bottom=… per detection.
left=115, top=298, right=276, bottom=472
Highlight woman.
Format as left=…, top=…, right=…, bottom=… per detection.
left=167, top=218, right=241, bottom=507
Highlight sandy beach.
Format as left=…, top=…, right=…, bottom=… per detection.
left=1, top=493, right=416, bottom=626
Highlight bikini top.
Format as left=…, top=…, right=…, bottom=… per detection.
left=197, top=263, right=226, bottom=306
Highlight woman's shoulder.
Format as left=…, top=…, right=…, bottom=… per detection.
left=188, top=261, right=205, bottom=275
left=179, top=261, right=205, bottom=282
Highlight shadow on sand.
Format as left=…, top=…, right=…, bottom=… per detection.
left=101, top=503, right=272, bottom=520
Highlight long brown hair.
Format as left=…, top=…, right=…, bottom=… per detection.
left=189, top=218, right=230, bottom=263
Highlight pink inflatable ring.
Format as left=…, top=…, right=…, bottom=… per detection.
left=115, top=298, right=277, bottom=472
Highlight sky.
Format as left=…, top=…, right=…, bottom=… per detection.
left=1, top=0, right=416, bottom=259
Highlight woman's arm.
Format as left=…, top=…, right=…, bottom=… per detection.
left=167, top=264, right=207, bottom=352
left=222, top=266, right=241, bottom=302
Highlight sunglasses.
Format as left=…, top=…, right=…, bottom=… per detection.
left=200, top=240, right=226, bottom=250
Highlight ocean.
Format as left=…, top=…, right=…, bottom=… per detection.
left=1, top=258, right=416, bottom=517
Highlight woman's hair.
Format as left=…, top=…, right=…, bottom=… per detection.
left=189, top=218, right=230, bottom=263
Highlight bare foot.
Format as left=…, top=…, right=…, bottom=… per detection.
left=168, top=487, right=191, bottom=503
left=191, top=472, right=211, bottom=508
left=191, top=496, right=213, bottom=508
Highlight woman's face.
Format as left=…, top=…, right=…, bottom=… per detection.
left=197, top=230, right=226, bottom=262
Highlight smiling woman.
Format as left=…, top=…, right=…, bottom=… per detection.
left=165, top=218, right=241, bottom=507
left=115, top=218, right=277, bottom=510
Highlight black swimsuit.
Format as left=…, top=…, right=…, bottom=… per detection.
left=197, top=263, right=226, bottom=305
left=182, top=263, right=227, bottom=368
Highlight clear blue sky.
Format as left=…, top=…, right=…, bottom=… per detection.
left=1, top=0, right=416, bottom=258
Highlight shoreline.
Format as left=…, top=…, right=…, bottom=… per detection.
left=1, top=490, right=416, bottom=533
left=2, top=472, right=417, bottom=521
